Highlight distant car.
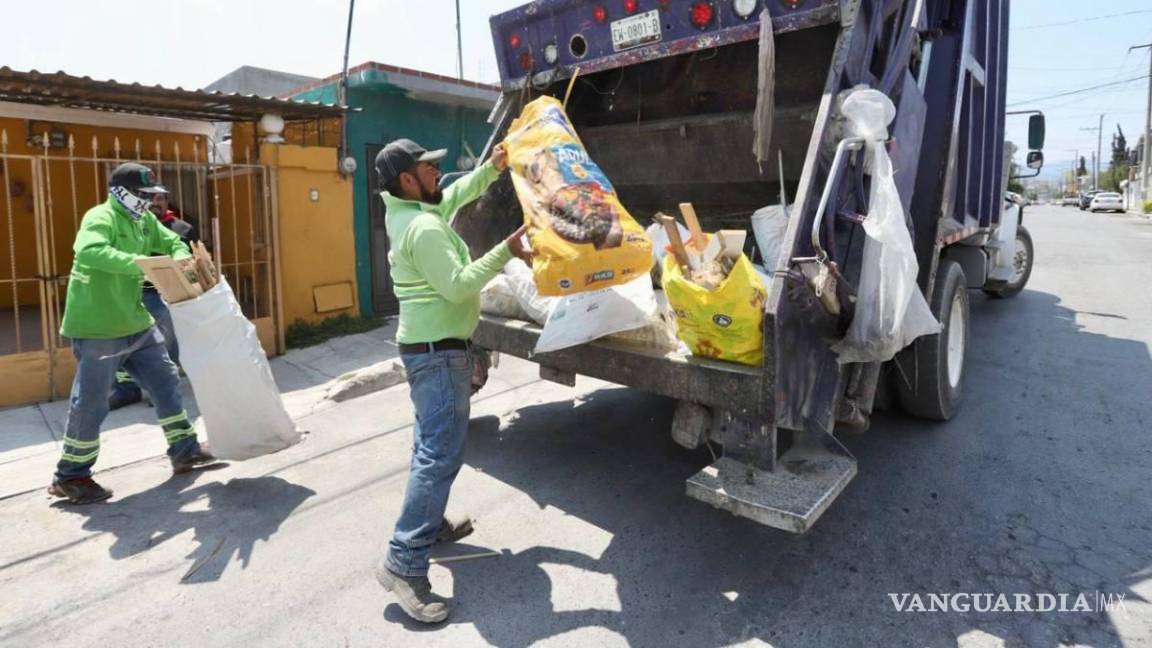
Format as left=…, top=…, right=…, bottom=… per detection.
left=1089, top=192, right=1124, bottom=213
left=1079, top=191, right=1101, bottom=210
left=1060, top=194, right=1079, bottom=206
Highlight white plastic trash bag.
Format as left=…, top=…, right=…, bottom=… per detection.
left=169, top=278, right=301, bottom=460
left=750, top=204, right=790, bottom=272
left=534, top=273, right=658, bottom=354
left=831, top=89, right=940, bottom=364
left=504, top=259, right=558, bottom=324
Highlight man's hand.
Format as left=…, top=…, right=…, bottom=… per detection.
left=491, top=143, right=509, bottom=172
left=505, top=223, right=534, bottom=263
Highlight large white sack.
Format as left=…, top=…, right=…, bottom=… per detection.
left=830, top=89, right=940, bottom=364
left=534, top=273, right=658, bottom=354
left=169, top=278, right=301, bottom=460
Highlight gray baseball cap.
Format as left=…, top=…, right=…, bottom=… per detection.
left=374, top=138, right=447, bottom=187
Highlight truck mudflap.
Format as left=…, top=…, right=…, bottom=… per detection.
left=686, top=435, right=856, bottom=533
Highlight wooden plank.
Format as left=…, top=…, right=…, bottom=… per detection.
left=678, top=202, right=708, bottom=250
left=655, top=213, right=691, bottom=273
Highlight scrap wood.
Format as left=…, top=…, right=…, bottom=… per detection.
left=678, top=202, right=708, bottom=251
left=655, top=213, right=691, bottom=273
left=136, top=256, right=203, bottom=303
left=429, top=550, right=502, bottom=564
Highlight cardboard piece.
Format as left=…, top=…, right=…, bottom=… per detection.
left=135, top=256, right=203, bottom=304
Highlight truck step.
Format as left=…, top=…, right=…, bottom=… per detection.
left=685, top=437, right=856, bottom=533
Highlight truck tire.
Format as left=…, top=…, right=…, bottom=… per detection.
left=982, top=226, right=1033, bottom=299
left=897, top=259, right=969, bottom=421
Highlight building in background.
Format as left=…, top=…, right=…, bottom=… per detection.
left=288, top=63, right=498, bottom=316
left=0, top=67, right=356, bottom=407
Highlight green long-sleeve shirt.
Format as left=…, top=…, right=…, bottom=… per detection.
left=384, top=160, right=512, bottom=344
left=60, top=196, right=191, bottom=339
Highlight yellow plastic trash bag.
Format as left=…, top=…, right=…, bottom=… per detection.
left=662, top=254, right=768, bottom=366
left=505, top=96, right=652, bottom=296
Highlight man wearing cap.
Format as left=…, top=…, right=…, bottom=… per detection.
left=108, top=186, right=193, bottom=410
left=49, top=162, right=216, bottom=505
left=372, top=139, right=530, bottom=623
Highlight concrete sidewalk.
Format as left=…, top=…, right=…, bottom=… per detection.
left=0, top=321, right=400, bottom=501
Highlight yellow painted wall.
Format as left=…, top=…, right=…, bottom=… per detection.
left=266, top=143, right=358, bottom=329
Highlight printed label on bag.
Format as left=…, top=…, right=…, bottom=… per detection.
left=552, top=144, right=614, bottom=193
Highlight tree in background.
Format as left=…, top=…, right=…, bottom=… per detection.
left=1005, top=141, right=1024, bottom=194
left=1100, top=126, right=1130, bottom=193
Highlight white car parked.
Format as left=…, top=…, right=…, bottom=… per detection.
left=1088, top=192, right=1124, bottom=213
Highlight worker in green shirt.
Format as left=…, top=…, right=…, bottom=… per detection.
left=49, top=163, right=217, bottom=505
left=371, top=139, right=530, bottom=623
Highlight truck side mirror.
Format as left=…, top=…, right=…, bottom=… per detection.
left=1026, top=150, right=1044, bottom=170
left=1028, top=114, right=1045, bottom=150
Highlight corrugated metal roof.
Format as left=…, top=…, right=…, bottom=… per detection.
left=0, top=67, right=352, bottom=122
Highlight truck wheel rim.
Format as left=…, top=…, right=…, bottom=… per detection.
left=947, top=294, right=965, bottom=389
left=1010, top=238, right=1030, bottom=285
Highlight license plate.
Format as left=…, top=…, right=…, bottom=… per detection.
left=611, top=10, right=662, bottom=52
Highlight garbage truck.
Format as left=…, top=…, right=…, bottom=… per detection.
left=449, top=0, right=1044, bottom=532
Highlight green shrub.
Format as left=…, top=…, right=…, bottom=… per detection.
left=285, top=314, right=389, bottom=349
left=1144, top=201, right=1152, bottom=215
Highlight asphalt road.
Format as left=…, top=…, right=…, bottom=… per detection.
left=1, top=205, right=1150, bottom=647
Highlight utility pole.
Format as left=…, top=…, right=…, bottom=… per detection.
left=455, top=0, right=465, bottom=80
left=1131, top=43, right=1152, bottom=203
left=1081, top=115, right=1104, bottom=189
left=339, top=0, right=356, bottom=173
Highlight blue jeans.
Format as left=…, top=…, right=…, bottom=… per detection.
left=386, top=349, right=474, bottom=577
left=143, top=289, right=180, bottom=366
left=111, top=290, right=178, bottom=401
left=56, top=326, right=202, bottom=481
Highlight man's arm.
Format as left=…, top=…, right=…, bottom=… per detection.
left=434, top=160, right=501, bottom=221
left=73, top=214, right=145, bottom=276
left=410, top=219, right=512, bottom=304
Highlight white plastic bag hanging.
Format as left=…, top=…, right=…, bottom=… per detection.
left=169, top=278, right=301, bottom=460
left=534, top=273, right=658, bottom=354
left=831, top=89, right=940, bottom=364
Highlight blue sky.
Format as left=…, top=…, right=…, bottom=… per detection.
left=1006, top=0, right=1152, bottom=176
left=3, top=0, right=1149, bottom=174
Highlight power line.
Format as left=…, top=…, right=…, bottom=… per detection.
left=1013, top=10, right=1152, bottom=31
left=1007, top=75, right=1151, bottom=107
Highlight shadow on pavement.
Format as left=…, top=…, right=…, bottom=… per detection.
left=53, top=472, right=315, bottom=584
left=436, top=288, right=1151, bottom=647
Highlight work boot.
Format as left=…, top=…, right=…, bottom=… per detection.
left=171, top=446, right=219, bottom=475
left=435, top=514, right=474, bottom=545
left=48, top=477, right=113, bottom=505
left=374, top=559, right=449, bottom=624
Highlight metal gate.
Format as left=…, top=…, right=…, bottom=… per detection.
left=0, top=129, right=280, bottom=406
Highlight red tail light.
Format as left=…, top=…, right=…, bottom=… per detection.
left=624, top=0, right=639, bottom=14
left=690, top=1, right=714, bottom=28
left=519, top=51, right=534, bottom=72
left=509, top=33, right=522, bottom=48
left=593, top=5, right=608, bottom=23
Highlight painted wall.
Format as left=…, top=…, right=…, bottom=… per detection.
left=292, top=82, right=494, bottom=316
left=265, top=143, right=358, bottom=330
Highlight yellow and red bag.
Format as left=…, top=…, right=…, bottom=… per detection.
left=505, top=96, right=652, bottom=296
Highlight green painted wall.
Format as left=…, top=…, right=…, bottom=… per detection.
left=293, top=79, right=494, bottom=317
